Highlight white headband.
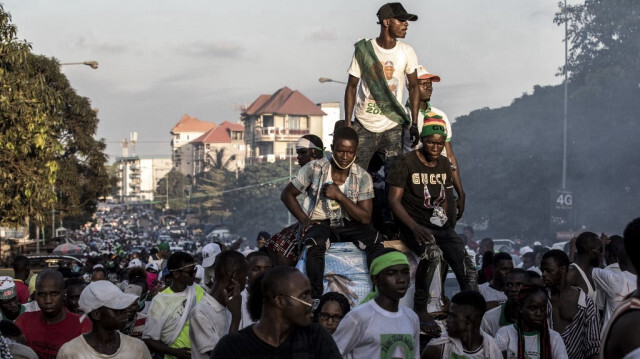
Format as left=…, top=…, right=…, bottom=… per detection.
left=296, top=138, right=322, bottom=151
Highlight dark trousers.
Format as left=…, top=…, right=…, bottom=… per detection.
left=400, top=224, right=477, bottom=311
left=304, top=220, right=384, bottom=299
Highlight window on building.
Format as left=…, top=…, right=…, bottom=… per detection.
left=262, top=115, right=274, bottom=128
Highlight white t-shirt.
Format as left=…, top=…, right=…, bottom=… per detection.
left=311, top=167, right=346, bottom=220
left=481, top=303, right=507, bottom=337
left=592, top=266, right=637, bottom=328
left=495, top=324, right=568, bottom=359
left=57, top=332, right=152, bottom=359
left=333, top=299, right=420, bottom=359
left=478, top=282, right=507, bottom=303
left=427, top=331, right=503, bottom=359
left=239, top=289, right=254, bottom=329
left=348, top=39, right=419, bottom=133
left=188, top=293, right=231, bottom=359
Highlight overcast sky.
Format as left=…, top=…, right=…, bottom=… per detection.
left=4, top=0, right=579, bottom=160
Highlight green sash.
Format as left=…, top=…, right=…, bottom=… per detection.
left=354, top=39, right=410, bottom=126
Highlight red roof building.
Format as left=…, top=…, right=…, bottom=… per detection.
left=241, top=87, right=326, bottom=163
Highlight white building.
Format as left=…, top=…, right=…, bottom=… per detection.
left=115, top=156, right=172, bottom=203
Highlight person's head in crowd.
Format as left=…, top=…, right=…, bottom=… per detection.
left=516, top=285, right=552, bottom=358
left=63, top=277, right=87, bottom=315
left=0, top=277, right=20, bottom=321
left=575, top=231, right=603, bottom=267
left=91, top=266, right=107, bottom=282
left=157, top=242, right=171, bottom=259
left=123, top=279, right=148, bottom=321
left=479, top=238, right=494, bottom=256
left=246, top=251, right=271, bottom=292
left=623, top=217, right=640, bottom=273
left=313, top=292, right=350, bottom=335
left=533, top=245, right=550, bottom=267
left=79, top=281, right=139, bottom=331
left=504, top=269, right=531, bottom=302
left=127, top=258, right=143, bottom=270
left=446, top=290, right=486, bottom=340
left=213, top=250, right=248, bottom=297
left=0, top=319, right=24, bottom=344
left=419, top=115, right=448, bottom=161
left=145, top=262, right=159, bottom=274
left=492, top=252, right=514, bottom=289
left=521, top=252, right=536, bottom=270
left=201, top=242, right=222, bottom=286
left=364, top=249, right=410, bottom=306
left=463, top=226, right=474, bottom=243
left=331, top=127, right=359, bottom=170
left=296, top=135, right=324, bottom=167
left=35, top=269, right=66, bottom=322
left=604, top=235, right=624, bottom=267
left=255, top=266, right=315, bottom=327
left=167, top=251, right=197, bottom=291
left=11, top=256, right=29, bottom=282
left=149, top=247, right=158, bottom=258
left=256, top=232, right=270, bottom=249
left=527, top=270, right=544, bottom=287
left=540, top=249, right=570, bottom=290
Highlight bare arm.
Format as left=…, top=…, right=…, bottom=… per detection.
left=344, top=75, right=359, bottom=127
left=388, top=185, right=434, bottom=246
left=407, top=70, right=419, bottom=126
left=445, top=142, right=466, bottom=219
left=280, top=183, right=308, bottom=223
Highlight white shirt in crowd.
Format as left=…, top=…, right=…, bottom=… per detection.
left=592, top=263, right=637, bottom=328
left=496, top=324, right=568, bottom=359
left=333, top=299, right=420, bottom=359
left=478, top=282, right=507, bottom=303
left=188, top=293, right=231, bottom=359
left=57, top=332, right=152, bottom=359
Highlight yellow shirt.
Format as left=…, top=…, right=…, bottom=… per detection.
left=161, top=285, right=205, bottom=359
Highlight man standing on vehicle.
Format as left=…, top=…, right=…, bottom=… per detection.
left=344, top=2, right=420, bottom=173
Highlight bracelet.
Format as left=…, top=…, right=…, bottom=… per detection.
left=411, top=123, right=418, bottom=128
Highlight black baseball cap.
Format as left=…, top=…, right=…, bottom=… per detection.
left=377, top=3, right=418, bottom=22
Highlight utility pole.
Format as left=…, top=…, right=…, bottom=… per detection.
left=562, top=0, right=568, bottom=190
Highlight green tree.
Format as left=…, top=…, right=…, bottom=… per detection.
left=155, top=170, right=189, bottom=212
left=224, top=161, right=291, bottom=239
left=26, top=54, right=111, bottom=229
left=191, top=169, right=232, bottom=224
left=0, top=6, right=61, bottom=227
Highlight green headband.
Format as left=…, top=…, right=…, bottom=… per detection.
left=361, top=252, right=410, bottom=304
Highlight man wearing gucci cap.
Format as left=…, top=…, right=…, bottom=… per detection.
left=57, top=280, right=151, bottom=359
left=344, top=2, right=420, bottom=173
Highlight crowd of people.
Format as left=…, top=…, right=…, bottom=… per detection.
left=0, top=2, right=637, bottom=359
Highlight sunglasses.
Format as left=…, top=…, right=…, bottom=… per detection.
left=286, top=295, right=320, bottom=311
left=170, top=264, right=197, bottom=276
left=318, top=312, right=343, bottom=322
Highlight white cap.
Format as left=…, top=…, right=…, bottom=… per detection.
left=78, top=281, right=138, bottom=321
left=146, top=262, right=159, bottom=271
left=416, top=65, right=441, bottom=82
left=127, top=259, right=143, bottom=269
left=201, top=243, right=222, bottom=268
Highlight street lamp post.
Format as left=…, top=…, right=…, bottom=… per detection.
left=319, top=77, right=347, bottom=85
left=60, top=61, right=99, bottom=69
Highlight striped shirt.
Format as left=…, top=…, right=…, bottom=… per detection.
left=554, top=289, right=601, bottom=359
